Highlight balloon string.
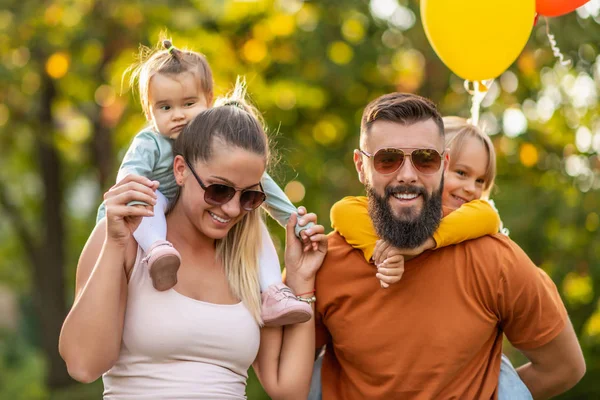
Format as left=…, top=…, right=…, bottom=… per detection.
left=545, top=17, right=571, bottom=66
left=464, top=80, right=493, bottom=127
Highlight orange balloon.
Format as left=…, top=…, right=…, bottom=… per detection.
left=537, top=0, right=589, bottom=17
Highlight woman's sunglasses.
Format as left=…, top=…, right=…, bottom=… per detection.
left=184, top=159, right=266, bottom=211
left=359, top=147, right=444, bottom=175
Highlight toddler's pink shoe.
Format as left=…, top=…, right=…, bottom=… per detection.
left=143, top=240, right=181, bottom=291
left=261, top=283, right=312, bottom=326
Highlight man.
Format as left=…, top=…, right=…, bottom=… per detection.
left=313, top=93, right=585, bottom=399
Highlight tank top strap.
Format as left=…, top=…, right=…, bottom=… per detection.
left=127, top=245, right=147, bottom=288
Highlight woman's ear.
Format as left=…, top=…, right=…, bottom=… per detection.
left=173, top=155, right=187, bottom=186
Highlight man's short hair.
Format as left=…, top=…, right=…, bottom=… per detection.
left=360, top=93, right=445, bottom=144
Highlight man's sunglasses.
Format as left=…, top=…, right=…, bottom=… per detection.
left=184, top=159, right=266, bottom=211
left=358, top=147, right=444, bottom=175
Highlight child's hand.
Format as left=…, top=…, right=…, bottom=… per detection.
left=297, top=206, right=320, bottom=252
left=373, top=243, right=405, bottom=288
left=373, top=237, right=435, bottom=263
left=392, top=237, right=436, bottom=257
left=372, top=239, right=391, bottom=267
left=372, top=238, right=435, bottom=288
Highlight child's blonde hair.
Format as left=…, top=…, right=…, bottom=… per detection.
left=172, top=78, right=267, bottom=325
left=443, top=116, right=497, bottom=198
left=125, top=38, right=214, bottom=117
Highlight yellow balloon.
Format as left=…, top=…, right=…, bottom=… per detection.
left=421, top=0, right=535, bottom=81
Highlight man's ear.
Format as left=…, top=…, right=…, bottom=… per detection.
left=354, top=149, right=366, bottom=184
left=173, top=155, right=187, bottom=186
left=442, top=149, right=450, bottom=174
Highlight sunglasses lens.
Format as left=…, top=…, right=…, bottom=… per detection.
left=412, top=149, right=442, bottom=174
left=240, top=191, right=266, bottom=211
left=373, top=149, right=404, bottom=174
left=205, top=184, right=236, bottom=205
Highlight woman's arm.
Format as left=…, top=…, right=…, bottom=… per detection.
left=253, top=212, right=327, bottom=399
left=58, top=174, right=158, bottom=383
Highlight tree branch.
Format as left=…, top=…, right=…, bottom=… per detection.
left=0, top=179, right=38, bottom=260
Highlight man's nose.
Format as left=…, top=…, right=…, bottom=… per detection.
left=395, top=156, right=418, bottom=184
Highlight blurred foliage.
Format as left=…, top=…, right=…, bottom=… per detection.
left=0, top=0, right=599, bottom=398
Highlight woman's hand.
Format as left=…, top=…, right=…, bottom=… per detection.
left=297, top=206, right=319, bottom=252
left=103, top=174, right=158, bottom=247
left=284, top=212, right=327, bottom=293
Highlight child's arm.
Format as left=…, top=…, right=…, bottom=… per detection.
left=331, top=197, right=501, bottom=265
left=330, top=196, right=377, bottom=262
left=96, top=131, right=160, bottom=223
left=260, top=172, right=313, bottom=238
left=432, top=199, right=501, bottom=249
left=116, top=131, right=160, bottom=183
left=116, top=131, right=161, bottom=206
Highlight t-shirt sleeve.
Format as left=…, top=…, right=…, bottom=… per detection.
left=315, top=306, right=332, bottom=349
left=116, top=131, right=161, bottom=183
left=330, top=196, right=378, bottom=262
left=497, top=239, right=568, bottom=350
left=433, top=199, right=501, bottom=249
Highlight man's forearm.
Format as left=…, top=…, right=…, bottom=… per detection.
left=517, top=362, right=581, bottom=400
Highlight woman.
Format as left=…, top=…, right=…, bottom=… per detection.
left=59, top=91, right=327, bottom=399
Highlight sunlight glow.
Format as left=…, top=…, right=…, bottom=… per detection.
left=369, top=0, right=398, bottom=20
left=502, top=108, right=527, bottom=138
left=576, top=126, right=592, bottom=153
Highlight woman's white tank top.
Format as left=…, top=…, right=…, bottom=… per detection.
left=103, top=246, right=261, bottom=399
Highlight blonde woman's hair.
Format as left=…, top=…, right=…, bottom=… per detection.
left=172, top=78, right=267, bottom=324
left=443, top=116, right=497, bottom=198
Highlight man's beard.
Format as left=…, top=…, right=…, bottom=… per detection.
left=367, top=178, right=443, bottom=249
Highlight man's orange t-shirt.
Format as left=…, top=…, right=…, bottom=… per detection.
left=315, top=232, right=568, bottom=399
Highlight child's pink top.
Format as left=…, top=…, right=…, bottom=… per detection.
left=103, top=246, right=261, bottom=399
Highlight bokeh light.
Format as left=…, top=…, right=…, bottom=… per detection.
left=284, top=180, right=306, bottom=203
left=327, top=41, right=353, bottom=65
left=502, top=108, right=527, bottom=138
left=45, top=52, right=70, bottom=79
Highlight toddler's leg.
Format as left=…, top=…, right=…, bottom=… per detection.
left=133, top=191, right=181, bottom=291
left=260, top=172, right=314, bottom=238
left=258, top=221, right=283, bottom=291
left=259, top=221, right=313, bottom=326
left=498, top=354, right=532, bottom=400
